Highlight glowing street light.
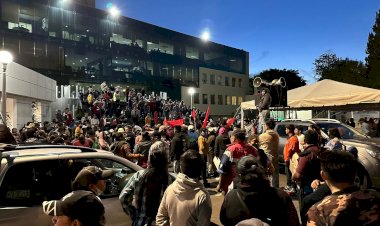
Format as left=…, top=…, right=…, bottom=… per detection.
left=201, top=30, right=210, bottom=41
left=0, top=50, right=13, bottom=123
left=109, top=6, right=120, bottom=18
left=188, top=87, right=195, bottom=109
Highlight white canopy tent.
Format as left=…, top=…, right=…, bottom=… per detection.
left=239, top=100, right=256, bottom=129
left=288, top=79, right=380, bottom=109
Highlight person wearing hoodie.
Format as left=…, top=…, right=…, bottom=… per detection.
left=156, top=149, right=212, bottom=226
left=220, top=156, right=299, bottom=226
left=258, top=119, right=280, bottom=188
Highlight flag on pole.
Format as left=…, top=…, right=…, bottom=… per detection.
left=202, top=105, right=210, bottom=129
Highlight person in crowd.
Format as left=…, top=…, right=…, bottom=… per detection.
left=11, top=128, right=22, bottom=144
left=98, top=131, right=109, bottom=151
left=326, top=127, right=343, bottom=151
left=72, top=165, right=115, bottom=197
left=156, top=149, right=212, bottom=226
left=291, top=130, right=322, bottom=220
left=214, top=127, right=230, bottom=160
left=170, top=125, right=186, bottom=174
left=258, top=119, right=280, bottom=188
left=207, top=127, right=217, bottom=177
left=198, top=128, right=210, bottom=187
left=220, top=155, right=299, bottom=226
left=347, top=118, right=355, bottom=128
left=283, top=124, right=299, bottom=195
left=307, top=151, right=380, bottom=225
left=72, top=134, right=91, bottom=147
left=134, top=132, right=152, bottom=168
left=248, top=134, right=274, bottom=182
left=359, top=118, right=372, bottom=136
left=187, top=125, right=198, bottom=144
left=43, top=190, right=105, bottom=226
left=256, top=88, right=271, bottom=134
left=119, top=141, right=173, bottom=226
left=216, top=129, right=258, bottom=194
left=295, top=125, right=305, bottom=152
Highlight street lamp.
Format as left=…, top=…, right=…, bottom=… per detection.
left=188, top=87, right=195, bottom=109
left=0, top=50, right=13, bottom=123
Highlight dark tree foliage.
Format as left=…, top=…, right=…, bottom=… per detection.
left=250, top=68, right=306, bottom=90
left=366, top=9, right=380, bottom=88
left=314, top=51, right=369, bottom=87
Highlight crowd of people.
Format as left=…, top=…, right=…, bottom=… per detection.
left=7, top=83, right=380, bottom=225
left=11, top=115, right=380, bottom=226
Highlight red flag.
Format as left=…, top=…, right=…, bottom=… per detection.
left=191, top=109, right=197, bottom=120
left=226, top=117, right=235, bottom=127
left=164, top=117, right=168, bottom=126
left=166, top=119, right=184, bottom=127
left=202, top=105, right=210, bottom=129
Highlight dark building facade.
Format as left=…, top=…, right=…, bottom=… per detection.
left=0, top=0, right=249, bottom=109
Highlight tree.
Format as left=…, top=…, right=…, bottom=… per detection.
left=250, top=68, right=306, bottom=90
left=313, top=51, right=369, bottom=87
left=366, top=9, right=380, bottom=88
left=313, top=51, right=339, bottom=81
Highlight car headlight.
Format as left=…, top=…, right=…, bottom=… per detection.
left=365, top=149, right=380, bottom=160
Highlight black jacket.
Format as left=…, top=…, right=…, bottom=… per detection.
left=220, top=185, right=299, bottom=226
left=170, top=133, right=186, bottom=161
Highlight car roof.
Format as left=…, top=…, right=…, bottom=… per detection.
left=0, top=144, right=112, bottom=159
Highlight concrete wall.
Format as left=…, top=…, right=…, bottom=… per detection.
left=181, top=67, right=249, bottom=117
left=2, top=62, right=56, bottom=102
left=0, top=62, right=56, bottom=129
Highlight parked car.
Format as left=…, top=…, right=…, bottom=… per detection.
left=0, top=144, right=142, bottom=226
left=275, top=118, right=380, bottom=189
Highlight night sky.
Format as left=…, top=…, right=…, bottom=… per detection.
left=96, top=0, right=380, bottom=83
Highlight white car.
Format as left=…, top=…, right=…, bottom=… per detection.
left=0, top=144, right=142, bottom=226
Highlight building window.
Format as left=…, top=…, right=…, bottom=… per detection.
left=210, top=95, right=215, bottom=105
left=202, top=94, right=208, bottom=104
left=217, top=75, right=223, bottom=85
left=226, top=96, right=231, bottom=105
left=232, top=96, right=237, bottom=105
left=225, top=77, right=229, bottom=86
left=186, top=46, right=199, bottom=59
left=238, top=96, right=243, bottom=105
left=218, top=95, right=223, bottom=105
left=238, top=78, right=242, bottom=88
left=194, top=93, right=200, bottom=104
left=202, top=73, right=207, bottom=84
left=232, top=78, right=236, bottom=87
left=210, top=74, right=215, bottom=85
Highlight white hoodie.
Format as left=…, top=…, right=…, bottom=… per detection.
left=156, top=173, right=212, bottom=226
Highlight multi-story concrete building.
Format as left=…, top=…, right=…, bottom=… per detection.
left=0, top=0, right=249, bottom=115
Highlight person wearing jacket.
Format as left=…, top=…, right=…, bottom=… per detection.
left=156, top=149, right=212, bottom=226
left=170, top=125, right=186, bottom=173
left=216, top=129, right=258, bottom=194
left=258, top=119, right=280, bottom=188
left=119, top=141, right=173, bottom=226
left=198, top=128, right=210, bottom=187
left=220, top=156, right=299, bottom=226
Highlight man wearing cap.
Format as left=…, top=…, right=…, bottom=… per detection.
left=72, top=166, right=115, bottom=196
left=216, top=129, right=258, bottom=194
left=43, top=190, right=105, bottom=226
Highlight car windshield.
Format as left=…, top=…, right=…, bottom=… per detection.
left=316, top=122, right=367, bottom=139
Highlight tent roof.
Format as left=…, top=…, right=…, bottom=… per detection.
left=241, top=100, right=256, bottom=110
left=288, top=79, right=380, bottom=108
